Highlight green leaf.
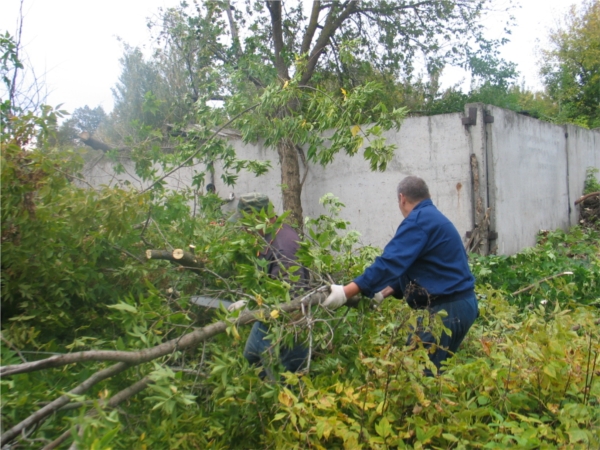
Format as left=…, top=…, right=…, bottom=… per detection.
left=375, top=417, right=392, bottom=438
left=107, top=302, right=138, bottom=313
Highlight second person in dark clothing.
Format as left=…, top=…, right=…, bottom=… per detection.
left=227, top=193, right=309, bottom=379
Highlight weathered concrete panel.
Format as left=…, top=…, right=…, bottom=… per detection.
left=298, top=113, right=474, bottom=249
left=485, top=106, right=570, bottom=255
left=213, top=113, right=474, bottom=250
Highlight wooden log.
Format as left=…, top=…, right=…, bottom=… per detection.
left=146, top=249, right=203, bottom=275
left=146, top=249, right=173, bottom=260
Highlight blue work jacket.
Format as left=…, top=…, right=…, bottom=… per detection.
left=354, top=199, right=475, bottom=299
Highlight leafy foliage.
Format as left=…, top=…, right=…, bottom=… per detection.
left=584, top=167, right=600, bottom=194
left=2, top=126, right=599, bottom=448
left=540, top=0, right=600, bottom=129
left=91, top=0, right=518, bottom=225
left=471, top=227, right=600, bottom=309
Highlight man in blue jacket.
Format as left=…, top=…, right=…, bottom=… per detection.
left=323, top=176, right=478, bottom=373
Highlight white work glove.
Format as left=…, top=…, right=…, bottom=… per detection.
left=372, top=291, right=385, bottom=308
left=322, top=284, right=347, bottom=310
left=227, top=300, right=247, bottom=312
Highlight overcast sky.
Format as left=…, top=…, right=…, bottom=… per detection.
left=0, top=0, right=584, bottom=115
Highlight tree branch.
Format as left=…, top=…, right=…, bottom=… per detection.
left=300, top=1, right=357, bottom=85
left=146, top=248, right=206, bottom=275
left=301, top=1, right=321, bottom=56
left=0, top=290, right=330, bottom=377
left=266, top=1, right=291, bottom=81
left=224, top=0, right=242, bottom=57
left=354, top=1, right=436, bottom=15
left=1, top=362, right=131, bottom=447
left=511, top=271, right=574, bottom=296
left=41, top=376, right=152, bottom=450
left=575, top=191, right=599, bottom=205
left=139, top=102, right=260, bottom=194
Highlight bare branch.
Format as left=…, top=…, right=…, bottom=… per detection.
left=42, top=376, right=153, bottom=450
left=511, top=271, right=574, bottom=296
left=575, top=191, right=600, bottom=205
left=224, top=0, right=241, bottom=56
left=301, top=1, right=322, bottom=56
left=9, top=0, right=25, bottom=108
left=266, top=1, right=291, bottom=81
left=300, top=1, right=357, bottom=85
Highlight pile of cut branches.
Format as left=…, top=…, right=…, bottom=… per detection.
left=576, top=191, right=600, bottom=229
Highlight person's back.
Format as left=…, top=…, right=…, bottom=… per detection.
left=392, top=198, right=474, bottom=305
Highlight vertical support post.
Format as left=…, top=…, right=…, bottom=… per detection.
left=464, top=103, right=491, bottom=255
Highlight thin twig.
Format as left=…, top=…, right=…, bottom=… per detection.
left=1, top=334, right=27, bottom=363
left=152, top=219, right=173, bottom=251
left=511, top=271, right=574, bottom=296
left=139, top=207, right=154, bottom=247
left=42, top=376, right=152, bottom=450
left=110, top=244, right=145, bottom=264
left=139, top=103, right=260, bottom=194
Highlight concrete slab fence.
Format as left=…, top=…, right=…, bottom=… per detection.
left=82, top=103, right=600, bottom=256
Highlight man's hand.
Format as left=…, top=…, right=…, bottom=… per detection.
left=371, top=291, right=385, bottom=309
left=227, top=300, right=247, bottom=312
left=322, top=284, right=347, bottom=310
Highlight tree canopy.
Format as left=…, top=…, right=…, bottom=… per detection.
left=540, top=0, right=600, bottom=128
left=98, top=0, right=518, bottom=225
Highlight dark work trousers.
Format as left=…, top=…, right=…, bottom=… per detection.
left=407, top=291, right=478, bottom=375
left=243, top=321, right=309, bottom=380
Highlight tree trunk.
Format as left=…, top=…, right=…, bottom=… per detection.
left=277, top=138, right=303, bottom=228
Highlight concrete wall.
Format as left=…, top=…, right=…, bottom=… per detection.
left=81, top=104, right=600, bottom=255
left=208, top=113, right=475, bottom=249
left=480, top=105, right=600, bottom=255
left=301, top=113, right=475, bottom=248
left=484, top=105, right=571, bottom=255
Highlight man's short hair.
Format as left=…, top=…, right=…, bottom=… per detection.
left=397, top=176, right=431, bottom=202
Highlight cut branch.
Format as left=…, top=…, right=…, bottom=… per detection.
left=575, top=191, right=600, bottom=205
left=1, top=288, right=347, bottom=448
left=0, top=290, right=330, bottom=377
left=146, top=248, right=205, bottom=275
left=42, top=376, right=153, bottom=450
